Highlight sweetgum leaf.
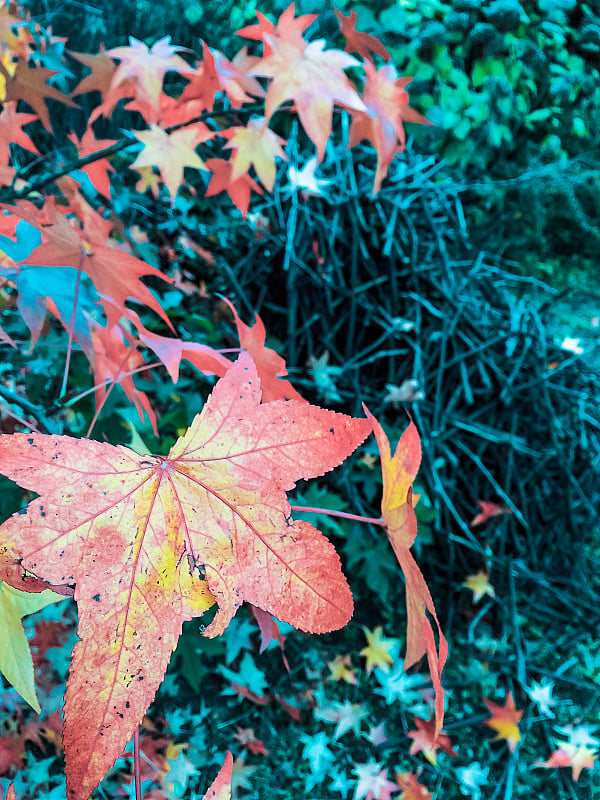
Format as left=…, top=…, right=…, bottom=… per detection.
left=0, top=353, right=370, bottom=800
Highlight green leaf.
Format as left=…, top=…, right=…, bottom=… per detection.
left=0, top=582, right=65, bottom=711
left=378, top=5, right=408, bottom=33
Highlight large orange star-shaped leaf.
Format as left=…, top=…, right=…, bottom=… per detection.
left=250, top=35, right=366, bottom=160
left=131, top=124, right=210, bottom=198
left=0, top=354, right=370, bottom=800
left=366, top=410, right=447, bottom=735
left=483, top=692, right=523, bottom=752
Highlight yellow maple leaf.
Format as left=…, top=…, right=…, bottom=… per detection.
left=360, top=625, right=397, bottom=674
left=131, top=124, right=210, bottom=198
left=224, top=117, right=287, bottom=191
left=327, top=653, right=357, bottom=685
left=462, top=571, right=495, bottom=604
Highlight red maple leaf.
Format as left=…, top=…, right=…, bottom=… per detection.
left=179, top=42, right=264, bottom=109
left=0, top=354, right=370, bottom=799
left=334, top=10, right=391, bottom=62
left=204, top=158, right=263, bottom=218
left=67, top=127, right=117, bottom=198
left=236, top=3, right=317, bottom=54
left=471, top=500, right=512, bottom=527
left=234, top=727, right=269, bottom=756
left=406, top=717, right=457, bottom=765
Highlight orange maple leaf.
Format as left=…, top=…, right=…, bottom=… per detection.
left=223, top=117, right=287, bottom=191
left=349, top=61, right=430, bottom=196
left=131, top=124, right=210, bottom=199
left=204, top=157, right=263, bottom=218
left=366, top=410, right=447, bottom=735
left=69, top=48, right=117, bottom=98
left=0, top=353, right=370, bottom=800
left=89, top=321, right=158, bottom=434
left=249, top=34, right=366, bottom=160
left=180, top=42, right=264, bottom=110
left=9, top=197, right=173, bottom=329
left=5, top=59, right=77, bottom=131
left=395, top=771, right=433, bottom=800
left=220, top=296, right=303, bottom=401
left=483, top=692, right=523, bottom=752
left=67, top=127, right=117, bottom=198
left=0, top=103, right=39, bottom=166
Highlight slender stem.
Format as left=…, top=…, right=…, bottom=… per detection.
left=60, top=257, right=84, bottom=400
left=64, top=347, right=236, bottom=408
left=289, top=505, right=384, bottom=526
left=64, top=361, right=163, bottom=407
left=133, top=726, right=142, bottom=800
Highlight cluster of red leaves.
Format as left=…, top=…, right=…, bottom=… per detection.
left=0, top=3, right=447, bottom=799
